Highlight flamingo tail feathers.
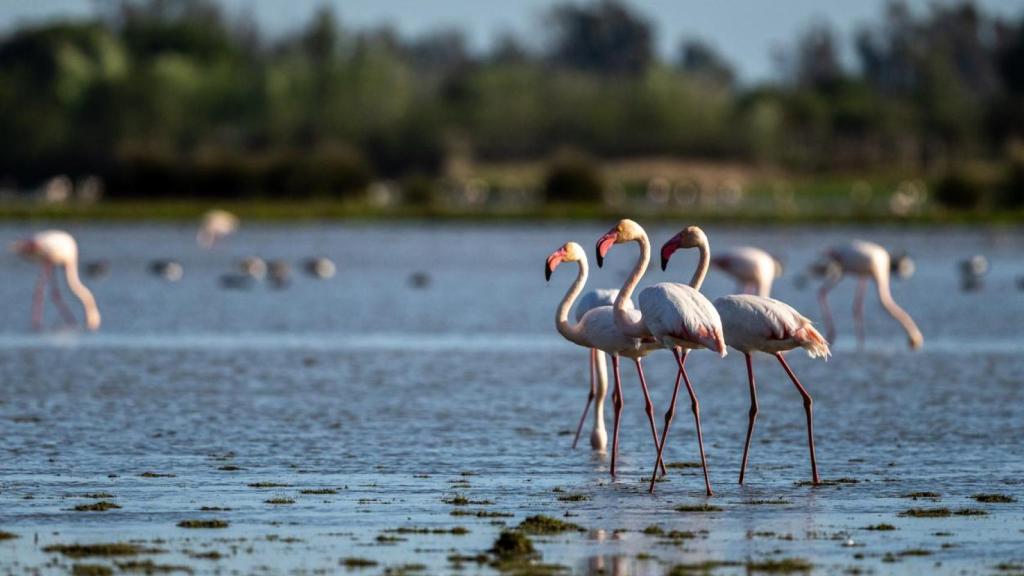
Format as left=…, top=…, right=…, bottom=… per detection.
left=794, top=324, right=830, bottom=360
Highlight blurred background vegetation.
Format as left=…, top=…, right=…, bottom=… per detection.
left=2, top=0, right=1024, bottom=220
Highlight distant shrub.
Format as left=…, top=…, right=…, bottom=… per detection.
left=108, top=144, right=371, bottom=200
left=543, top=149, right=604, bottom=203
left=933, top=169, right=988, bottom=210
left=275, top=144, right=372, bottom=200
left=111, top=146, right=186, bottom=198
left=401, top=174, right=439, bottom=207
left=999, top=152, right=1024, bottom=208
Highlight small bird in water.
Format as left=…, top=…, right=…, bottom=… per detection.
left=959, top=255, right=988, bottom=292
left=84, top=260, right=110, bottom=279
left=890, top=250, right=915, bottom=280
left=408, top=271, right=431, bottom=288
left=268, top=260, right=291, bottom=288
left=149, top=260, right=184, bottom=282
left=239, top=257, right=267, bottom=280
left=219, top=274, right=254, bottom=290
left=303, top=257, right=336, bottom=279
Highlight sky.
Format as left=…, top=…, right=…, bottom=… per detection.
left=3, top=0, right=1023, bottom=81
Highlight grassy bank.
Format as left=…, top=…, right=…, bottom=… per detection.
left=2, top=198, right=1022, bottom=226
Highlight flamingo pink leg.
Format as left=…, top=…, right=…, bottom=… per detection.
left=633, top=358, right=667, bottom=477
left=817, top=275, right=840, bottom=344
left=610, top=354, right=624, bottom=477
left=775, top=353, right=820, bottom=484
left=572, top=349, right=598, bottom=449
left=649, top=349, right=712, bottom=496
left=853, top=277, right=867, bottom=350
left=49, top=271, right=78, bottom=326
left=739, top=353, right=759, bottom=484
left=32, top=265, right=52, bottom=331
left=648, top=352, right=684, bottom=493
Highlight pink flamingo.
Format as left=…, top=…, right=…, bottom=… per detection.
left=663, top=227, right=830, bottom=485
left=11, top=230, right=101, bottom=331
left=596, top=221, right=725, bottom=495
left=546, top=242, right=667, bottom=477
left=197, top=209, right=239, bottom=249
left=818, top=240, right=922, bottom=350
left=711, top=246, right=783, bottom=297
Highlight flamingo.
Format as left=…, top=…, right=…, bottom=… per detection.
left=11, top=230, right=101, bottom=331
left=663, top=228, right=830, bottom=486
left=545, top=242, right=667, bottom=477
left=596, top=221, right=725, bottom=495
left=197, top=209, right=239, bottom=249
left=818, top=240, right=923, bottom=350
left=711, top=246, right=782, bottom=297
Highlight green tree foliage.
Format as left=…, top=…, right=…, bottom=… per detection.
left=0, top=0, right=1022, bottom=202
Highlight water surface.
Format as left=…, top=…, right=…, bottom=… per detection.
left=0, top=223, right=1022, bottom=575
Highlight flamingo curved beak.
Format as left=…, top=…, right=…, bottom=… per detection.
left=660, top=234, right=682, bottom=271
left=595, top=230, right=618, bottom=268
left=545, top=248, right=567, bottom=281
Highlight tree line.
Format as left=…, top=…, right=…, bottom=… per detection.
left=1, top=0, right=1022, bottom=206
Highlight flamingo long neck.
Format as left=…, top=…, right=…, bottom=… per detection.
left=555, top=258, right=589, bottom=347
left=689, top=237, right=711, bottom=290
left=875, top=270, right=922, bottom=347
left=614, top=232, right=651, bottom=338
left=64, top=261, right=101, bottom=330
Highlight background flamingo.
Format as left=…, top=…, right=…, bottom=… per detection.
left=197, top=209, right=239, bottom=249
left=818, top=240, right=923, bottom=350
left=11, top=230, right=101, bottom=331
left=666, top=229, right=830, bottom=485
left=711, top=246, right=783, bottom=297
left=546, top=242, right=666, bottom=477
left=597, top=221, right=725, bottom=495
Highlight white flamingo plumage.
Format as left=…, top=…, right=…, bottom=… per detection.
left=818, top=240, right=923, bottom=350
left=711, top=246, right=782, bottom=297
left=710, top=294, right=828, bottom=485
left=546, top=242, right=667, bottom=477
left=197, top=209, right=239, bottom=249
left=11, top=230, right=101, bottom=331
left=596, top=220, right=725, bottom=495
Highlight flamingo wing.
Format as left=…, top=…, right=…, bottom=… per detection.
left=638, top=283, right=725, bottom=355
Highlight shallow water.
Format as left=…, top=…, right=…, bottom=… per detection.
left=0, top=222, right=1022, bottom=575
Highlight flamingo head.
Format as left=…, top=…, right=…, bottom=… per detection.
left=9, top=238, right=38, bottom=257
left=596, top=219, right=643, bottom=268
left=546, top=242, right=584, bottom=281
left=660, top=226, right=707, bottom=271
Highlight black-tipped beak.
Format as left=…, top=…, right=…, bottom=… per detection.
left=545, top=249, right=566, bottom=281
left=660, top=235, right=680, bottom=272
left=595, top=231, right=617, bottom=268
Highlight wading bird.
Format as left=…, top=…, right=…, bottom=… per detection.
left=546, top=242, right=667, bottom=476
left=197, top=209, right=239, bottom=249
left=711, top=246, right=782, bottom=297
left=663, top=227, right=829, bottom=486
left=818, top=240, right=923, bottom=350
left=596, top=221, right=725, bottom=495
left=11, top=230, right=101, bottom=331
